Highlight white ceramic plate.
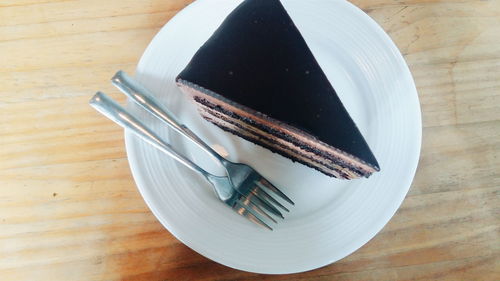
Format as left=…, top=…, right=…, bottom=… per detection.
left=125, top=0, right=421, bottom=274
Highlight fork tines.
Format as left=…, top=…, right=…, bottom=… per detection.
left=258, top=179, right=295, bottom=205
left=235, top=179, right=294, bottom=230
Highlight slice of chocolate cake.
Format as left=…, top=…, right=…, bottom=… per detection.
left=176, top=0, right=380, bottom=179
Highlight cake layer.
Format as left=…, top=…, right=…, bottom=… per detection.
left=178, top=81, right=377, bottom=178
left=196, top=98, right=367, bottom=177
left=199, top=105, right=362, bottom=178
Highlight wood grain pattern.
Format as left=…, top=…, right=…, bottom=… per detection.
left=0, top=0, right=499, bottom=280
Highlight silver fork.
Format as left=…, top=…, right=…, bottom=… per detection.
left=90, top=92, right=283, bottom=230
left=111, top=71, right=294, bottom=217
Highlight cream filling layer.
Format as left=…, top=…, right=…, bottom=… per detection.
left=202, top=112, right=345, bottom=178
left=200, top=105, right=361, bottom=179
left=177, top=82, right=376, bottom=175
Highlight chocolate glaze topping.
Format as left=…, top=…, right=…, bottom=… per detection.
left=177, top=0, right=379, bottom=171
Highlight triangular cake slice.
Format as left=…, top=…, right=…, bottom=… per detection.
left=176, top=0, right=380, bottom=179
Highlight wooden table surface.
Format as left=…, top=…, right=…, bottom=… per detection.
left=1, top=0, right=499, bottom=280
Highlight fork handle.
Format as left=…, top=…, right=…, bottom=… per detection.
left=89, top=91, right=211, bottom=178
left=111, top=70, right=228, bottom=165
